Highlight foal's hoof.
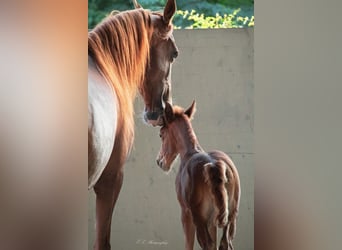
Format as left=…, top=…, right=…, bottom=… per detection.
left=219, top=243, right=228, bottom=250
left=228, top=241, right=234, bottom=250
left=219, top=240, right=234, bottom=250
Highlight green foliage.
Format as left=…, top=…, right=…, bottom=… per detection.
left=88, top=0, right=133, bottom=29
left=88, top=2, right=106, bottom=28
left=207, top=0, right=253, bottom=7
left=174, top=9, right=254, bottom=29
left=88, top=0, right=254, bottom=30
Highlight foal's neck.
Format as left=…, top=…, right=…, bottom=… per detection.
left=174, top=122, right=203, bottom=161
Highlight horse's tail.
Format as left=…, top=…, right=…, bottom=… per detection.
left=204, top=160, right=228, bottom=228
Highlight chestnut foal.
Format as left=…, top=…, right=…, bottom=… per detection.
left=156, top=101, right=241, bottom=250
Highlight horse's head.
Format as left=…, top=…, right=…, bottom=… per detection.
left=156, top=101, right=196, bottom=171
left=135, top=0, right=178, bottom=126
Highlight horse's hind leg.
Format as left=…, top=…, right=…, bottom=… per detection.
left=195, top=226, right=215, bottom=250
left=208, top=221, right=217, bottom=249
left=181, top=208, right=195, bottom=250
left=219, top=220, right=235, bottom=250
left=193, top=215, right=216, bottom=250
left=219, top=225, right=229, bottom=250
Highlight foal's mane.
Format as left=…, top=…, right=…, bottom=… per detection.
left=170, top=106, right=198, bottom=147
left=88, top=9, right=153, bottom=149
left=172, top=105, right=186, bottom=116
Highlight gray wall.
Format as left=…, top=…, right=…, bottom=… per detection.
left=89, top=28, right=254, bottom=249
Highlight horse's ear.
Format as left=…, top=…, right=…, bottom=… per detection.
left=184, top=100, right=196, bottom=120
left=132, top=0, right=142, bottom=9
left=163, top=0, right=177, bottom=25
left=164, top=102, right=175, bottom=123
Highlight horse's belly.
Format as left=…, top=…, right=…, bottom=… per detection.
left=88, top=66, right=117, bottom=189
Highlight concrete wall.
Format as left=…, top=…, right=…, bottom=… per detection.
left=89, top=28, right=254, bottom=249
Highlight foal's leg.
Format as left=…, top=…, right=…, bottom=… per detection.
left=93, top=135, right=130, bottom=250
left=218, top=225, right=229, bottom=250
left=195, top=224, right=216, bottom=250
left=208, top=223, right=217, bottom=250
left=193, top=212, right=215, bottom=250
left=228, top=217, right=236, bottom=250
left=181, top=208, right=195, bottom=250
left=219, top=216, right=236, bottom=250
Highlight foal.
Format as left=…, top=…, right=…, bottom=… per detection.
left=156, top=101, right=241, bottom=250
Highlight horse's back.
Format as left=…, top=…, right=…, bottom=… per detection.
left=207, top=150, right=240, bottom=185
left=88, top=57, right=118, bottom=189
left=208, top=150, right=238, bottom=175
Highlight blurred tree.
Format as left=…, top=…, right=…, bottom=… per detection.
left=88, top=0, right=254, bottom=29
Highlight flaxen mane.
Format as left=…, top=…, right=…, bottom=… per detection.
left=88, top=9, right=153, bottom=150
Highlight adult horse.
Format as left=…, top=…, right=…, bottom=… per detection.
left=88, top=0, right=178, bottom=249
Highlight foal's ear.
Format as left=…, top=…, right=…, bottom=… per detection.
left=132, top=0, right=142, bottom=9
left=184, top=100, right=196, bottom=120
left=164, top=102, right=175, bottom=123
left=163, top=0, right=177, bottom=25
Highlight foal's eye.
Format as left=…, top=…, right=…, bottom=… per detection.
left=159, top=133, right=162, bottom=138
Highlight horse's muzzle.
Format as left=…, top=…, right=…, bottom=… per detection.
left=144, top=110, right=164, bottom=126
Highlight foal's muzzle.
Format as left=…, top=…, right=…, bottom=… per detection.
left=156, top=157, right=165, bottom=170
left=156, top=158, right=161, bottom=167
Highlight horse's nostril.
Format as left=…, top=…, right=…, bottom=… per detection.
left=156, top=159, right=160, bottom=165
left=145, top=111, right=160, bottom=121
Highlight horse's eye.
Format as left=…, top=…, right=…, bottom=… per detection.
left=159, top=133, right=162, bottom=138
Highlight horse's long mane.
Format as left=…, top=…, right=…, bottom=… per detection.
left=88, top=9, right=153, bottom=150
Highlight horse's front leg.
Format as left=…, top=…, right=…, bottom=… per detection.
left=93, top=168, right=123, bottom=250
left=93, top=135, right=129, bottom=250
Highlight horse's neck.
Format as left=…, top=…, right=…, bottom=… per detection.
left=178, top=146, right=206, bottom=175
left=175, top=129, right=203, bottom=162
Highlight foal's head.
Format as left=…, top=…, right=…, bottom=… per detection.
left=156, top=101, right=196, bottom=172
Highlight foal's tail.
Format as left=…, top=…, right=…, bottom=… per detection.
left=204, top=160, right=228, bottom=228
left=226, top=157, right=240, bottom=242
